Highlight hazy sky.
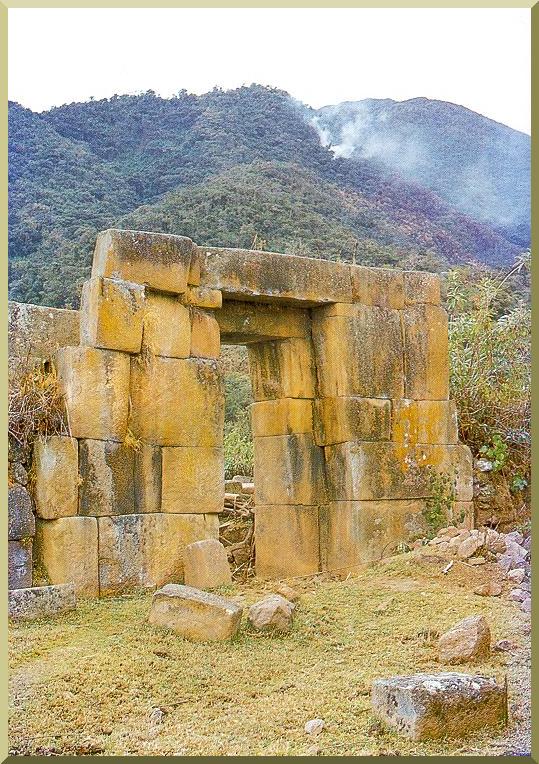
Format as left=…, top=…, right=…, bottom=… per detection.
left=9, top=8, right=531, bottom=134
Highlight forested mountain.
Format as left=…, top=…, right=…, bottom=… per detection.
left=8, top=85, right=528, bottom=308
left=313, top=97, right=530, bottom=247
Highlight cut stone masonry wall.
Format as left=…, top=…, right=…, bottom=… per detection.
left=9, top=229, right=473, bottom=597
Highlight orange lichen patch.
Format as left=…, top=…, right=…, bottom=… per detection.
left=251, top=399, right=313, bottom=438
left=392, top=400, right=458, bottom=445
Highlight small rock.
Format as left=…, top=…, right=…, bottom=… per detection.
left=505, top=531, right=524, bottom=545
left=438, top=615, right=491, bottom=664
left=306, top=745, right=321, bottom=755
left=304, top=719, right=325, bottom=736
left=457, top=536, right=483, bottom=560
left=507, top=568, right=525, bottom=584
left=149, top=707, right=165, bottom=725
left=475, top=458, right=493, bottom=472
left=489, top=537, right=507, bottom=554
left=493, top=639, right=518, bottom=652
left=468, top=556, right=486, bottom=566
left=248, top=594, right=294, bottom=633
left=520, top=598, right=531, bottom=614
left=275, top=583, right=301, bottom=603
left=9, top=583, right=76, bottom=621
left=474, top=583, right=502, bottom=597
left=10, top=462, right=28, bottom=486
left=508, top=588, right=526, bottom=603
left=371, top=673, right=506, bottom=740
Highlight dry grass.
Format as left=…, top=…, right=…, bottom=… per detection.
left=9, top=555, right=527, bottom=756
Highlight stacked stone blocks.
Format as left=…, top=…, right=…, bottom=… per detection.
left=29, top=229, right=473, bottom=592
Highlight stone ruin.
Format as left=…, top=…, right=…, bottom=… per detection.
left=8, top=229, right=474, bottom=598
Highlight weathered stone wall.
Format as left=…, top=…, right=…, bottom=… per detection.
left=11, top=229, right=473, bottom=596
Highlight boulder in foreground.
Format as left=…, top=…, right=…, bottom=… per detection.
left=148, top=584, right=242, bottom=641
left=371, top=673, right=507, bottom=740
left=438, top=615, right=491, bottom=664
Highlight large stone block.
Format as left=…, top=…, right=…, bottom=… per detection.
left=162, top=447, right=224, bottom=513
left=190, top=309, right=221, bottom=359
left=324, top=442, right=473, bottom=501
left=9, top=583, right=76, bottom=621
left=312, top=303, right=404, bottom=398
left=134, top=445, right=162, bottom=513
left=8, top=485, right=35, bottom=540
left=183, top=539, right=232, bottom=589
left=78, top=439, right=135, bottom=516
left=200, top=246, right=352, bottom=306
left=183, top=286, right=222, bottom=310
left=92, top=229, right=195, bottom=295
left=248, top=338, right=316, bottom=401
left=251, top=399, right=313, bottom=438
left=404, top=271, right=441, bottom=305
left=350, top=265, right=404, bottom=309
left=371, top=673, right=506, bottom=740
left=255, top=505, right=321, bottom=579
left=403, top=305, right=449, bottom=400
left=217, top=300, right=310, bottom=343
left=254, top=434, right=326, bottom=506
left=8, top=540, right=33, bottom=589
left=392, top=400, right=458, bottom=445
left=129, top=355, right=224, bottom=446
left=33, top=435, right=79, bottom=519
left=314, top=397, right=391, bottom=446
left=35, top=517, right=99, bottom=597
left=80, top=277, right=145, bottom=353
left=149, top=584, right=242, bottom=642
left=322, top=500, right=428, bottom=573
left=55, top=346, right=130, bottom=441
left=97, top=513, right=219, bottom=595
left=142, top=292, right=191, bottom=358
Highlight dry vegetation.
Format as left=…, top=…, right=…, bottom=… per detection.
left=9, top=555, right=528, bottom=757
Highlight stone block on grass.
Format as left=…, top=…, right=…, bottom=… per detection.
left=148, top=584, right=242, bottom=641
left=9, top=583, right=76, bottom=621
left=371, top=673, right=506, bottom=740
left=183, top=539, right=232, bottom=589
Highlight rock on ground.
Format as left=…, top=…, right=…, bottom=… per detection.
left=183, top=539, right=232, bottom=589
left=371, top=673, right=507, bottom=740
left=8, top=583, right=76, bottom=621
left=438, top=615, right=491, bottom=664
left=248, top=594, right=295, bottom=633
left=148, top=584, right=242, bottom=642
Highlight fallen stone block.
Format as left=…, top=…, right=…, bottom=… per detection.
left=314, top=396, right=391, bottom=446
left=248, top=338, right=316, bottom=400
left=130, top=355, right=224, bottom=446
left=162, top=446, right=224, bottom=513
left=8, top=539, right=33, bottom=590
left=200, top=246, right=352, bottom=306
left=190, top=308, right=220, bottom=359
left=148, top=584, right=242, bottom=641
left=248, top=594, right=295, bottom=633
left=183, top=539, right=232, bottom=589
left=78, top=439, right=135, bottom=516
left=98, top=513, right=219, bottom=596
left=9, top=583, right=76, bottom=621
left=92, top=229, right=195, bottom=295
left=34, top=516, right=99, bottom=597
left=438, top=615, right=491, bottom=664
left=8, top=485, right=35, bottom=540
left=350, top=265, right=404, bottom=309
left=33, top=435, right=79, bottom=519
left=255, top=505, right=320, bottom=579
left=142, top=293, right=191, bottom=358
left=312, top=303, right=404, bottom=398
left=55, top=346, right=130, bottom=442
left=371, top=672, right=506, bottom=740
left=80, top=277, right=145, bottom=353
left=251, top=398, right=313, bottom=438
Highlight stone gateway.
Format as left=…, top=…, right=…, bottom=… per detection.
left=14, top=229, right=473, bottom=596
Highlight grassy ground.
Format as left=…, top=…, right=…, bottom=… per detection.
left=9, top=553, right=528, bottom=756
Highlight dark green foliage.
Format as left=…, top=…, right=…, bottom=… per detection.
left=8, top=86, right=525, bottom=307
